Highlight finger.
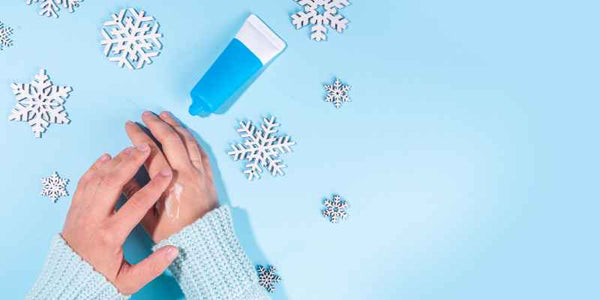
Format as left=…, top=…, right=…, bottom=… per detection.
left=113, top=168, right=172, bottom=237
left=117, top=246, right=179, bottom=295
left=158, top=111, right=206, bottom=171
left=125, top=121, right=171, bottom=179
left=122, top=178, right=142, bottom=199
left=80, top=153, right=111, bottom=182
left=94, top=145, right=150, bottom=214
left=100, top=144, right=151, bottom=190
left=141, top=111, right=192, bottom=169
left=73, top=153, right=111, bottom=202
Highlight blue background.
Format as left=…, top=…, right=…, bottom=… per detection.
left=1, top=0, right=599, bottom=299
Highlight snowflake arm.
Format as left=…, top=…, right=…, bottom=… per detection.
left=26, top=0, right=83, bottom=18
left=61, top=0, right=82, bottom=13
left=0, top=21, right=14, bottom=50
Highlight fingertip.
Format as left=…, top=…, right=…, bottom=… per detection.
left=143, top=111, right=154, bottom=118
left=136, top=143, right=150, bottom=152
left=123, top=147, right=134, bottom=156
left=160, top=111, right=170, bottom=118
left=99, top=153, right=111, bottom=162
left=165, top=246, right=179, bottom=260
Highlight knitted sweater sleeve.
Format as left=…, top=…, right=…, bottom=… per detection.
left=153, top=205, right=269, bottom=300
left=25, top=236, right=128, bottom=300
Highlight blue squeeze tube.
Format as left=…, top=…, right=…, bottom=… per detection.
left=189, top=14, right=287, bottom=116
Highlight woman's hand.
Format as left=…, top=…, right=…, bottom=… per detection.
left=61, top=145, right=179, bottom=295
left=124, top=111, right=218, bottom=243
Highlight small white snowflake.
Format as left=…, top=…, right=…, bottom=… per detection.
left=26, top=0, right=84, bottom=18
left=41, top=172, right=69, bottom=203
left=101, top=8, right=163, bottom=70
left=324, top=78, right=351, bottom=108
left=228, top=116, right=295, bottom=181
left=291, top=0, right=350, bottom=41
left=257, top=265, right=281, bottom=293
left=323, top=194, right=348, bottom=223
left=9, top=69, right=72, bottom=138
left=0, top=21, right=14, bottom=50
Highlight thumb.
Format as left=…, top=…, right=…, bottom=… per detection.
left=118, top=246, right=179, bottom=294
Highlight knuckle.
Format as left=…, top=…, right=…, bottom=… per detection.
left=163, top=130, right=181, bottom=143
left=102, top=174, right=123, bottom=188
left=127, top=194, right=149, bottom=211
left=99, top=227, right=118, bottom=246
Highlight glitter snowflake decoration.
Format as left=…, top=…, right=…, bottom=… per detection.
left=9, top=69, right=72, bottom=138
left=0, top=21, right=14, bottom=51
left=324, top=78, right=351, bottom=108
left=41, top=172, right=69, bottom=203
left=323, top=194, right=348, bottom=223
left=291, top=0, right=350, bottom=41
left=26, top=0, right=84, bottom=18
left=228, top=116, right=295, bottom=181
left=101, top=8, right=163, bottom=70
left=257, top=265, right=281, bottom=293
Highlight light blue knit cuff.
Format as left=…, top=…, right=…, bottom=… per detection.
left=26, top=235, right=128, bottom=300
left=153, top=205, right=268, bottom=300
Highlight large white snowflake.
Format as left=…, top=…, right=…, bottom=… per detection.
left=291, top=0, right=350, bottom=41
left=257, top=265, right=281, bottom=293
left=228, top=116, right=295, bottom=181
left=26, top=0, right=84, bottom=18
left=0, top=21, right=14, bottom=51
left=323, top=194, right=348, bottom=223
left=324, top=78, right=351, bottom=108
left=101, top=8, right=163, bottom=70
left=41, top=172, right=69, bottom=203
left=9, top=69, right=72, bottom=138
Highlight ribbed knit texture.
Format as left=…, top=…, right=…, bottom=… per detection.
left=153, top=206, right=268, bottom=300
left=25, top=235, right=128, bottom=300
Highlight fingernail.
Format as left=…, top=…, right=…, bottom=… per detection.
left=166, top=247, right=179, bottom=260
left=123, top=147, right=133, bottom=155
left=160, top=168, right=172, bottom=177
left=143, top=111, right=153, bottom=117
left=137, top=143, right=150, bottom=152
left=161, top=111, right=171, bottom=118
left=99, top=154, right=110, bottom=162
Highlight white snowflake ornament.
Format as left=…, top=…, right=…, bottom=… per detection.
left=0, top=21, right=14, bottom=50
left=324, top=78, right=350, bottom=108
left=228, top=116, right=295, bottom=181
left=257, top=265, right=281, bottom=293
left=9, top=69, right=72, bottom=138
left=26, top=0, right=84, bottom=18
left=41, top=172, right=69, bottom=203
left=323, top=194, right=348, bottom=223
left=101, top=8, right=163, bottom=70
left=291, top=0, right=350, bottom=41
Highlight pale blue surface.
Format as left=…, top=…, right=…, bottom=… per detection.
left=1, top=0, right=599, bottom=299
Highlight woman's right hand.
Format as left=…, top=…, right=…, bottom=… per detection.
left=61, top=145, right=179, bottom=295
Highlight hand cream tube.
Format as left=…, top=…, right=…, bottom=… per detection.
left=189, top=14, right=286, bottom=116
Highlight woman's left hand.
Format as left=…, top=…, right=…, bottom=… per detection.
left=124, top=111, right=219, bottom=243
